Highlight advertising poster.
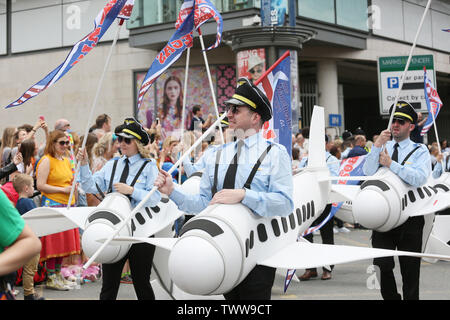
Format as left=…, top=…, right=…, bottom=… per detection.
left=135, top=65, right=236, bottom=138
left=236, top=49, right=266, bottom=84
left=261, top=0, right=288, bottom=26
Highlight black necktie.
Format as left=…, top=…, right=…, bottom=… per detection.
left=119, top=158, right=129, bottom=183
left=222, top=140, right=244, bottom=189
left=391, top=143, right=399, bottom=163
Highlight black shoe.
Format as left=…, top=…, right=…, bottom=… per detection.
left=24, top=294, right=45, bottom=300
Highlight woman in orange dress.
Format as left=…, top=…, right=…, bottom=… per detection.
left=36, top=130, right=80, bottom=291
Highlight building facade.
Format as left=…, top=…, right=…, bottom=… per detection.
left=0, top=0, right=449, bottom=144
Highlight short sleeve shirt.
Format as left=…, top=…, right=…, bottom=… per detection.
left=0, top=190, right=25, bottom=254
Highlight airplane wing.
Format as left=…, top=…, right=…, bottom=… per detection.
left=99, top=236, right=178, bottom=251
left=131, top=196, right=185, bottom=238
left=409, top=193, right=450, bottom=217
left=256, top=242, right=450, bottom=270
left=22, top=206, right=94, bottom=237
left=329, top=184, right=360, bottom=202
left=423, top=215, right=450, bottom=262
left=132, top=175, right=203, bottom=238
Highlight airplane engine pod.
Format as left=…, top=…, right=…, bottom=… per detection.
left=82, top=193, right=133, bottom=263
left=352, top=180, right=402, bottom=232
left=168, top=207, right=246, bottom=295
left=168, top=235, right=225, bottom=295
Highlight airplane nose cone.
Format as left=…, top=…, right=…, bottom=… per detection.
left=82, top=223, right=129, bottom=264
left=168, top=237, right=225, bottom=295
left=352, top=189, right=389, bottom=230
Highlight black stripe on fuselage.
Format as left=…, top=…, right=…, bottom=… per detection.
left=88, top=211, right=121, bottom=225
left=360, top=180, right=390, bottom=191
left=179, top=219, right=224, bottom=237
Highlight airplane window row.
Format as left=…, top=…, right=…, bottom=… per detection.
left=403, top=185, right=439, bottom=211
left=131, top=205, right=161, bottom=233
left=246, top=201, right=316, bottom=257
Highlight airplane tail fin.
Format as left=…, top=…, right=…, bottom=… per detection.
left=307, top=105, right=326, bottom=168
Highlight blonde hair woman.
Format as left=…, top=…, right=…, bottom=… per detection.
left=1, top=127, right=17, bottom=167
left=76, top=117, right=161, bottom=300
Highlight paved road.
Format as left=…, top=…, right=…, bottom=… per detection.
left=12, top=228, right=450, bottom=301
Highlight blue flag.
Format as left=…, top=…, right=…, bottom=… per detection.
left=257, top=52, right=292, bottom=157
left=5, top=0, right=128, bottom=109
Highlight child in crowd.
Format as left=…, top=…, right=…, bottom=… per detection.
left=13, top=174, right=45, bottom=300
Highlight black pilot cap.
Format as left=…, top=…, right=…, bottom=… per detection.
left=224, top=77, right=272, bottom=122
left=389, top=100, right=418, bottom=124
left=117, top=117, right=150, bottom=146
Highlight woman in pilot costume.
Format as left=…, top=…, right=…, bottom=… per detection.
left=77, top=117, right=161, bottom=300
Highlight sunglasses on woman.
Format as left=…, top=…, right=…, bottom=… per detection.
left=249, top=67, right=263, bottom=74
left=117, top=136, right=134, bottom=144
left=57, top=140, right=70, bottom=146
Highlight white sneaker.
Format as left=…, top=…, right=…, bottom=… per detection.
left=46, top=274, right=69, bottom=291
left=333, top=227, right=338, bottom=234
left=338, top=227, right=351, bottom=233
left=56, top=272, right=76, bottom=290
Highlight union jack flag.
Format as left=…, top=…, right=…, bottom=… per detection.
left=136, top=0, right=222, bottom=110
left=5, top=0, right=128, bottom=109
left=421, top=67, right=443, bottom=136
left=256, top=51, right=292, bottom=156
left=118, top=0, right=135, bottom=20
left=175, top=0, right=223, bottom=51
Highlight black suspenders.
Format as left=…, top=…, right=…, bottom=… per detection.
left=211, top=144, right=273, bottom=196
left=378, top=145, right=421, bottom=169
left=106, top=158, right=150, bottom=194
left=107, top=159, right=119, bottom=194
left=211, top=149, right=222, bottom=196
left=400, top=146, right=421, bottom=165
left=243, top=145, right=272, bottom=189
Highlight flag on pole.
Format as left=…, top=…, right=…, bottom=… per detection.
left=442, top=29, right=450, bottom=32
left=118, top=0, right=135, bottom=20
left=137, top=0, right=223, bottom=109
left=421, top=67, right=443, bottom=136
left=175, top=0, right=223, bottom=50
left=283, top=155, right=367, bottom=293
left=5, top=0, right=128, bottom=109
left=256, top=52, right=292, bottom=156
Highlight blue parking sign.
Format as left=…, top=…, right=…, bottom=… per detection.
left=387, top=77, right=399, bottom=89
left=329, top=114, right=342, bottom=127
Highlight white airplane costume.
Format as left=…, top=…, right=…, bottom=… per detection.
left=23, top=106, right=450, bottom=297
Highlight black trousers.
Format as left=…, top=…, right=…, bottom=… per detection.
left=304, top=204, right=334, bottom=272
left=372, top=216, right=424, bottom=300
left=100, top=242, right=156, bottom=300
left=223, top=265, right=276, bottom=300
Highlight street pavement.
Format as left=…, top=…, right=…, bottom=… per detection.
left=12, top=227, right=450, bottom=301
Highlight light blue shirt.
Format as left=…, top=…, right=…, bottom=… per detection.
left=182, top=145, right=218, bottom=177
left=325, top=151, right=340, bottom=180
left=80, top=153, right=161, bottom=208
left=432, top=154, right=450, bottom=179
left=363, top=138, right=431, bottom=187
left=170, top=132, right=294, bottom=218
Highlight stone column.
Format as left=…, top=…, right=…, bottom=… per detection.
left=317, top=60, right=340, bottom=129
